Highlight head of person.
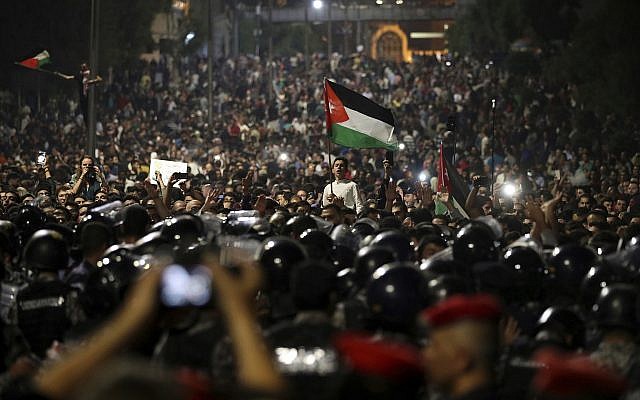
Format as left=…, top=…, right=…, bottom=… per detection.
left=578, top=195, right=593, bottom=211
left=332, top=157, right=348, bottom=180
left=321, top=204, right=344, bottom=226
left=421, top=294, right=502, bottom=396
left=57, top=188, right=71, bottom=206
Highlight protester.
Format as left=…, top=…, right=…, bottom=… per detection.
left=1, top=50, right=639, bottom=399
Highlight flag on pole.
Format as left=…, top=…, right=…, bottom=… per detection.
left=437, top=142, right=469, bottom=218
left=324, top=79, right=398, bottom=150
left=17, top=51, right=51, bottom=70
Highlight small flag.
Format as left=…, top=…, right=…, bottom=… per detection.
left=17, top=50, right=51, bottom=70
left=324, top=79, right=398, bottom=150
left=437, top=142, right=469, bottom=218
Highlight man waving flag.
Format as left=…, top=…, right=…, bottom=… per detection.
left=437, top=141, right=470, bottom=218
left=324, top=79, right=398, bottom=150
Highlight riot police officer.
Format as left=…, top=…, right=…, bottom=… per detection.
left=15, top=229, right=83, bottom=359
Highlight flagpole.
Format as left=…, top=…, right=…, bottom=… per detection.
left=328, top=137, right=334, bottom=195
left=490, top=98, right=496, bottom=195
left=323, top=77, right=334, bottom=195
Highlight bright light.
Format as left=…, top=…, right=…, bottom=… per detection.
left=376, top=0, right=383, bottom=4
left=398, top=143, right=406, bottom=151
left=503, top=183, right=517, bottom=197
left=444, top=24, right=449, bottom=30
left=184, top=31, right=195, bottom=45
left=396, top=0, right=403, bottom=4
left=445, top=60, right=453, bottom=67
left=419, top=173, right=427, bottom=182
left=279, top=153, right=289, bottom=161
left=312, top=0, right=323, bottom=9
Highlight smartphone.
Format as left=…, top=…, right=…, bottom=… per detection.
left=474, top=176, right=490, bottom=188
left=174, top=172, right=189, bottom=180
left=160, top=264, right=212, bottom=307
left=37, top=151, right=46, bottom=166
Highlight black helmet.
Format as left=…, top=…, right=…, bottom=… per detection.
left=161, top=214, right=205, bottom=245
left=0, top=220, right=18, bottom=243
left=330, top=224, right=360, bottom=251
left=260, top=236, right=307, bottom=293
left=502, top=246, right=545, bottom=301
left=547, top=244, right=597, bottom=298
left=0, top=220, right=18, bottom=257
left=452, top=220, right=499, bottom=265
left=353, top=246, right=396, bottom=288
left=131, top=231, right=172, bottom=256
left=369, top=230, right=413, bottom=261
left=299, top=229, right=334, bottom=260
left=418, top=258, right=465, bottom=278
left=413, top=222, right=444, bottom=242
left=424, top=274, right=469, bottom=307
left=329, top=245, right=356, bottom=272
left=283, top=215, right=318, bottom=239
left=592, top=283, right=639, bottom=333
left=352, top=218, right=378, bottom=238
left=535, top=307, right=585, bottom=350
left=13, top=205, right=47, bottom=240
left=80, top=245, right=146, bottom=318
left=97, top=245, right=144, bottom=299
left=23, top=229, right=69, bottom=271
left=367, top=262, right=427, bottom=331
left=579, top=262, right=618, bottom=312
left=76, top=212, right=114, bottom=236
left=290, top=259, right=337, bottom=311
left=335, top=267, right=356, bottom=299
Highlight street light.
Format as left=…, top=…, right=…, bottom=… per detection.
left=312, top=0, right=323, bottom=9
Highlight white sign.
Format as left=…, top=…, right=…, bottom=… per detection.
left=149, top=159, right=188, bottom=187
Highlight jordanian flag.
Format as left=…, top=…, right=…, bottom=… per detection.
left=436, top=142, right=469, bottom=218
left=324, top=79, right=398, bottom=150
left=17, top=51, right=51, bottom=70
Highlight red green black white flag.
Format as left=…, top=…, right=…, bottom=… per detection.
left=324, top=79, right=398, bottom=150
left=17, top=51, right=51, bottom=70
left=437, top=142, right=470, bottom=218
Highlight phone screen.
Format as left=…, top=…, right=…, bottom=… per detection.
left=37, top=152, right=46, bottom=166
left=160, top=264, right=211, bottom=307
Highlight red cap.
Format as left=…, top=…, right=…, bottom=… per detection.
left=334, top=332, right=423, bottom=381
left=421, top=294, right=502, bottom=328
left=533, top=348, right=627, bottom=397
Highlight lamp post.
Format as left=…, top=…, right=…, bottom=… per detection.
left=327, top=0, right=332, bottom=56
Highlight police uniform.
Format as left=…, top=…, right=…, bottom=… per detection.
left=16, top=277, right=81, bottom=358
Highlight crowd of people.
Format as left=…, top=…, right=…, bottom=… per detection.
left=0, top=49, right=639, bottom=399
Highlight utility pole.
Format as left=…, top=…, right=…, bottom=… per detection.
left=327, top=1, right=332, bottom=56
left=304, top=4, right=309, bottom=71
left=87, top=0, right=100, bottom=157
left=207, top=0, right=214, bottom=127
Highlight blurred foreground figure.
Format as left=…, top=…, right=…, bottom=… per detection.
left=421, top=294, right=502, bottom=400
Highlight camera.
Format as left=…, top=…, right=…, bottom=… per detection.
left=473, top=176, right=490, bottom=188
left=174, top=172, right=189, bottom=180
left=160, top=264, right=212, bottom=308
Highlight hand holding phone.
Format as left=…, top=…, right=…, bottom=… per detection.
left=37, top=151, right=46, bottom=166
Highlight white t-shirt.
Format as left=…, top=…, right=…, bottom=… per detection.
left=322, top=179, right=363, bottom=214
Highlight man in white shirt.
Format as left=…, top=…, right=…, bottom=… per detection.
left=322, top=157, right=363, bottom=215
